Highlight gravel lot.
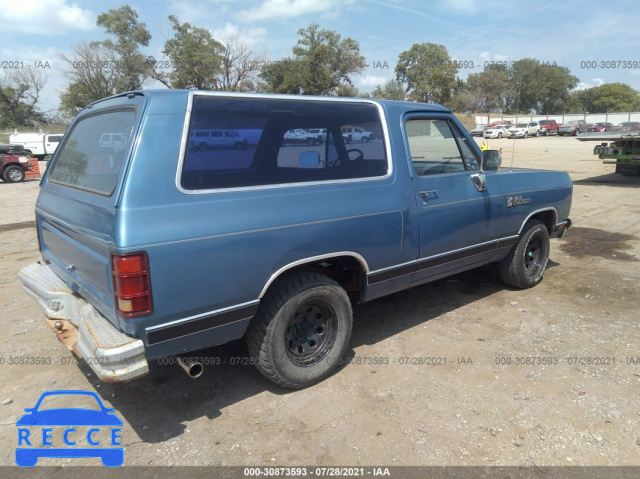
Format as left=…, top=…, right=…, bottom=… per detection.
left=0, top=136, right=638, bottom=475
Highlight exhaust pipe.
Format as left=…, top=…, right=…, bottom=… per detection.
left=176, top=356, right=204, bottom=379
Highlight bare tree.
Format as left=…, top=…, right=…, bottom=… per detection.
left=58, top=42, right=122, bottom=114
left=214, top=35, right=268, bottom=92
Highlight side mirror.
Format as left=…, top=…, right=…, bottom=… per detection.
left=299, top=151, right=321, bottom=168
left=481, top=150, right=502, bottom=171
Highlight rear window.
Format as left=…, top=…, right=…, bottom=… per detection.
left=181, top=96, right=388, bottom=191
left=49, top=109, right=135, bottom=196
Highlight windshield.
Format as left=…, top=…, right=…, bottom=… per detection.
left=516, top=123, right=528, bottom=128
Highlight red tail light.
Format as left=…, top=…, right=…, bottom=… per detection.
left=111, top=252, right=152, bottom=318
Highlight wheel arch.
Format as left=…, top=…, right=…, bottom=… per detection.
left=259, top=252, right=369, bottom=302
left=518, top=208, right=557, bottom=235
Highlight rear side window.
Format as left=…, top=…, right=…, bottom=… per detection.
left=181, top=96, right=388, bottom=190
left=49, top=110, right=135, bottom=196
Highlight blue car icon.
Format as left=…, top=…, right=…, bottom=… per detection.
left=15, top=390, right=123, bottom=467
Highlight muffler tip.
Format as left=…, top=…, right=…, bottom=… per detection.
left=176, top=357, right=204, bottom=379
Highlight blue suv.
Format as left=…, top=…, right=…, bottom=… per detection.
left=19, top=91, right=572, bottom=389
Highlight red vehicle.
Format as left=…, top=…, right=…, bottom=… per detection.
left=586, top=122, right=614, bottom=133
left=1, top=154, right=31, bottom=182
left=538, top=119, right=559, bottom=136
left=488, top=120, right=512, bottom=127
left=612, top=122, right=640, bottom=132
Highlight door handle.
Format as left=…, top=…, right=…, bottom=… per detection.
left=419, top=190, right=438, bottom=205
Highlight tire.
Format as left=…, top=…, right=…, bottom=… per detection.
left=535, top=130, right=539, bottom=137
left=524, top=132, right=528, bottom=139
left=3, top=165, right=25, bottom=183
left=499, top=220, right=550, bottom=289
left=246, top=272, right=353, bottom=389
left=497, top=132, right=502, bottom=139
left=362, top=136, right=370, bottom=143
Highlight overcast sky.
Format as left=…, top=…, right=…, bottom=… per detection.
left=1, top=0, right=639, bottom=113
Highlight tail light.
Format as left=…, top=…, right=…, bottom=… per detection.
left=111, top=252, right=152, bottom=318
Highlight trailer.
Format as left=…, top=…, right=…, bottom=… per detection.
left=576, top=131, right=640, bottom=176
left=9, top=132, right=63, bottom=160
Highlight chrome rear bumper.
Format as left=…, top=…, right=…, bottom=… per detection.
left=18, top=262, right=149, bottom=383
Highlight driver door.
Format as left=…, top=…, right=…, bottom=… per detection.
left=407, top=117, right=504, bottom=283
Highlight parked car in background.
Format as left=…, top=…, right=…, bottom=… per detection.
left=308, top=128, right=327, bottom=143
left=611, top=121, right=640, bottom=132
left=341, top=126, right=375, bottom=143
left=507, top=122, right=540, bottom=139
left=1, top=153, right=31, bottom=182
left=538, top=120, right=559, bottom=136
left=283, top=128, right=320, bottom=146
left=558, top=120, right=590, bottom=136
left=586, top=122, right=614, bottom=133
left=488, top=120, right=512, bottom=127
left=189, top=129, right=248, bottom=150
left=0, top=142, right=26, bottom=156
left=470, top=125, right=489, bottom=137
left=483, top=124, right=510, bottom=139
left=9, top=132, right=63, bottom=160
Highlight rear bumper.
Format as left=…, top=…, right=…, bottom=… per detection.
left=18, top=263, right=149, bottom=383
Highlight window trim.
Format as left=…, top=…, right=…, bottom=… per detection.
left=401, top=113, right=481, bottom=178
left=175, top=91, right=393, bottom=195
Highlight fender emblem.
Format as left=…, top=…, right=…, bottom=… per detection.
left=507, top=196, right=531, bottom=207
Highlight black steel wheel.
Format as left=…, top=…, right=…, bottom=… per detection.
left=247, top=272, right=352, bottom=388
left=499, top=220, right=550, bottom=289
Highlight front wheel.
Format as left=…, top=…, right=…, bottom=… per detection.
left=499, top=220, right=550, bottom=289
left=524, top=132, right=528, bottom=139
left=246, top=272, right=353, bottom=389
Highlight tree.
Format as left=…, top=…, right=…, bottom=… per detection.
left=0, top=68, right=47, bottom=128
left=96, top=5, right=153, bottom=92
left=465, top=69, right=508, bottom=112
left=371, top=79, right=406, bottom=101
left=258, top=58, right=305, bottom=94
left=572, top=83, right=640, bottom=113
left=395, top=43, right=458, bottom=105
left=157, top=15, right=224, bottom=90
left=59, top=5, right=153, bottom=113
left=260, top=23, right=366, bottom=96
left=58, top=43, right=122, bottom=115
left=501, top=59, right=577, bottom=114
left=215, top=35, right=267, bottom=92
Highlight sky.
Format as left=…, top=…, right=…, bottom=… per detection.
left=1, top=0, right=640, bottom=114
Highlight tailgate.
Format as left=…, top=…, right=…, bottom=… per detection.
left=37, top=98, right=144, bottom=329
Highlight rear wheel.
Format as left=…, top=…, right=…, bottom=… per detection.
left=3, top=165, right=25, bottom=183
left=499, top=220, right=550, bottom=289
left=247, top=272, right=353, bottom=389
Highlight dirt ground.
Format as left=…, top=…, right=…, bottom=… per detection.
left=0, top=136, right=638, bottom=475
